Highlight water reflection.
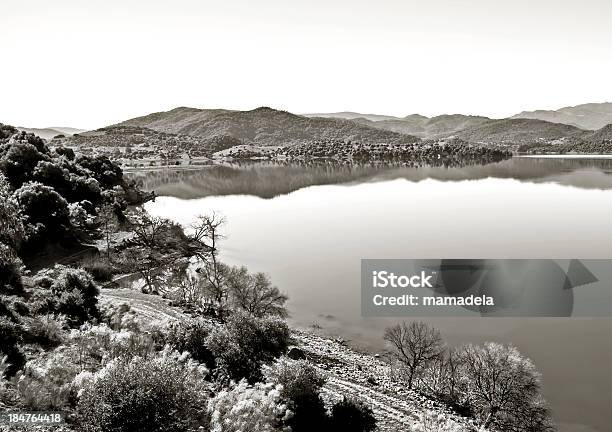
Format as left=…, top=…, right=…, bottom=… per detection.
left=128, top=157, right=612, bottom=199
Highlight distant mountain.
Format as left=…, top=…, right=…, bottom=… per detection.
left=512, top=102, right=612, bottom=130
left=451, top=118, right=586, bottom=146
left=306, top=112, right=490, bottom=138
left=304, top=112, right=401, bottom=122
left=17, top=126, right=86, bottom=140
left=356, top=114, right=491, bottom=138
left=118, top=106, right=420, bottom=146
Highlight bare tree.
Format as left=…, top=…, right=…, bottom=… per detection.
left=227, top=267, right=288, bottom=318
left=191, top=213, right=228, bottom=316
left=98, top=204, right=115, bottom=261
left=458, top=342, right=553, bottom=431
left=383, top=321, right=444, bottom=389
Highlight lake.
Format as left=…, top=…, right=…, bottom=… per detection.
left=139, top=157, right=612, bottom=432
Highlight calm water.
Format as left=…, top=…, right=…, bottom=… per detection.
left=140, top=157, right=612, bottom=432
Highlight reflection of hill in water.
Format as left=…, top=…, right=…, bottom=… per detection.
left=127, top=158, right=612, bottom=199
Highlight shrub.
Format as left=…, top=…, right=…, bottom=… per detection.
left=0, top=143, right=49, bottom=188
left=70, top=324, right=155, bottom=367
left=76, top=350, right=210, bottom=432
left=265, top=358, right=328, bottom=432
left=22, top=314, right=66, bottom=348
left=206, top=312, right=290, bottom=383
left=14, top=181, right=71, bottom=244
left=82, top=260, right=113, bottom=282
left=16, top=346, right=82, bottom=410
left=208, top=380, right=292, bottom=432
left=50, top=266, right=99, bottom=325
left=0, top=244, right=24, bottom=295
left=163, top=318, right=216, bottom=368
left=98, top=300, right=141, bottom=331
left=329, top=398, right=376, bottom=432
left=0, top=173, right=25, bottom=250
left=55, top=147, right=75, bottom=161
left=0, top=317, right=26, bottom=376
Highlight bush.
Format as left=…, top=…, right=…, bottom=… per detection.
left=14, top=181, right=71, bottom=244
left=206, top=312, right=290, bottom=383
left=50, top=266, right=99, bottom=325
left=266, top=358, right=328, bottom=432
left=0, top=317, right=26, bottom=376
left=98, top=300, right=141, bottom=331
left=76, top=350, right=210, bottom=432
left=0, top=244, right=24, bottom=295
left=163, top=319, right=216, bottom=368
left=82, top=260, right=113, bottom=282
left=70, top=324, right=155, bottom=366
left=22, top=314, right=66, bottom=348
left=16, top=346, right=82, bottom=410
left=207, top=380, right=291, bottom=432
left=55, top=147, right=75, bottom=161
left=329, top=398, right=376, bottom=432
left=0, top=173, right=25, bottom=251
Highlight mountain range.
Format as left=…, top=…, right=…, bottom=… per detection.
left=119, top=106, right=420, bottom=147
left=17, top=126, right=86, bottom=140
left=36, top=102, right=612, bottom=156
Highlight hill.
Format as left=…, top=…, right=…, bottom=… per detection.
left=313, top=113, right=491, bottom=138
left=450, top=118, right=587, bottom=147
left=512, top=102, right=612, bottom=130
left=518, top=123, right=612, bottom=154
left=17, top=126, right=86, bottom=140
left=58, top=125, right=237, bottom=158
left=303, top=112, right=401, bottom=122
left=118, top=106, right=421, bottom=146
left=584, top=123, right=612, bottom=141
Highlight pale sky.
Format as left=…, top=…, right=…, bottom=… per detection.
left=2, top=0, right=611, bottom=129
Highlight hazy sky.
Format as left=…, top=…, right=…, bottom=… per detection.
left=2, top=0, right=611, bottom=129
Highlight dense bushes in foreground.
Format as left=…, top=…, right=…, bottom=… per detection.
left=76, top=350, right=210, bottom=432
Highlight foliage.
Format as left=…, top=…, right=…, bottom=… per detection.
left=265, top=358, right=328, bottom=432
left=0, top=244, right=24, bottom=296
left=329, top=398, right=377, bottom=432
left=98, top=300, right=142, bottom=331
left=47, top=266, right=99, bottom=325
left=69, top=324, right=155, bottom=369
left=22, top=314, right=66, bottom=348
left=162, top=318, right=216, bottom=368
left=15, top=345, right=81, bottom=410
left=14, top=181, right=71, bottom=245
left=0, top=317, right=26, bottom=377
left=227, top=266, right=288, bottom=318
left=206, top=312, right=290, bottom=383
left=76, top=349, right=210, bottom=432
left=0, top=173, right=25, bottom=251
left=208, top=379, right=292, bottom=432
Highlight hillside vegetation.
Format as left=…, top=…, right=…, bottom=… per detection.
left=349, top=114, right=491, bottom=138
left=512, top=102, right=612, bottom=130
left=518, top=123, right=612, bottom=154
left=119, top=106, right=421, bottom=147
